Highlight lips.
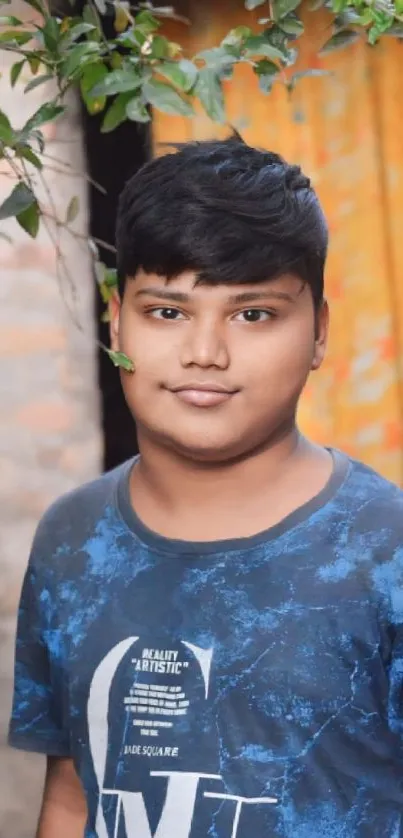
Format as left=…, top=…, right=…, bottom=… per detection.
left=169, top=382, right=238, bottom=408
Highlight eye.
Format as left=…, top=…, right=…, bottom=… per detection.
left=148, top=307, right=185, bottom=321
left=233, top=309, right=274, bottom=323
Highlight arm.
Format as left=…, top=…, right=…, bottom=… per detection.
left=8, top=522, right=85, bottom=832
left=36, top=757, right=87, bottom=838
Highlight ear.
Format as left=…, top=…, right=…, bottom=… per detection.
left=312, top=299, right=329, bottom=371
left=109, top=291, right=121, bottom=353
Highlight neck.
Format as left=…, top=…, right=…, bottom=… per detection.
left=132, top=425, right=316, bottom=513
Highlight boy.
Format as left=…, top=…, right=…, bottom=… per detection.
left=9, top=137, right=403, bottom=838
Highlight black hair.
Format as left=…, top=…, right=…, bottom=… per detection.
left=116, top=136, right=328, bottom=309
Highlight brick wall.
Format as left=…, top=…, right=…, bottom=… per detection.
left=0, top=8, right=101, bottom=832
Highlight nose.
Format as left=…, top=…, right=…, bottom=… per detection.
left=180, top=317, right=230, bottom=370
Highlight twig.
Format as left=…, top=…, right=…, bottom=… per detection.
left=41, top=157, right=108, bottom=195
left=2, top=147, right=24, bottom=181
left=37, top=167, right=84, bottom=327
left=41, top=212, right=85, bottom=333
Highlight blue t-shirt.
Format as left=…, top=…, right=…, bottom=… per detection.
left=8, top=450, right=403, bottom=837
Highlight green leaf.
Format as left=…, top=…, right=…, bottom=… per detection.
left=15, top=144, right=43, bottom=168
left=194, top=67, right=226, bottom=123
left=222, top=25, right=253, bottom=48
left=0, top=29, right=33, bottom=45
left=264, top=24, right=289, bottom=49
left=29, top=129, right=45, bottom=153
left=320, top=29, right=360, bottom=53
left=0, top=182, right=36, bottom=221
left=82, top=3, right=102, bottom=41
left=366, top=8, right=394, bottom=43
left=245, top=0, right=267, bottom=8
left=245, top=35, right=286, bottom=61
left=272, top=0, right=301, bottom=18
left=157, top=59, right=197, bottom=92
left=255, top=58, right=279, bottom=92
left=101, top=91, right=135, bottom=132
left=61, top=41, right=100, bottom=78
left=94, top=260, right=105, bottom=285
left=42, top=17, right=60, bottom=53
left=98, top=267, right=118, bottom=304
left=105, top=268, right=118, bottom=288
left=134, top=10, right=160, bottom=33
left=22, top=103, right=65, bottom=134
left=143, top=78, right=193, bottom=116
left=0, top=15, right=23, bottom=25
left=150, top=34, right=169, bottom=59
left=278, top=14, right=304, bottom=35
left=331, top=0, right=347, bottom=13
left=255, top=57, right=279, bottom=75
left=196, top=47, right=238, bottom=74
left=125, top=95, right=151, bottom=122
left=24, top=73, right=53, bottom=93
left=114, top=4, right=129, bottom=33
left=90, top=68, right=143, bottom=97
left=99, top=281, right=111, bottom=303
left=10, top=59, right=25, bottom=87
left=80, top=63, right=108, bottom=113
left=111, top=51, right=123, bottom=70
left=17, top=200, right=40, bottom=237
left=27, top=54, right=40, bottom=75
left=99, top=270, right=117, bottom=302
left=106, top=349, right=135, bottom=372
left=358, top=9, right=375, bottom=26
left=333, top=9, right=362, bottom=27
left=0, top=109, right=14, bottom=145
left=66, top=195, right=79, bottom=223
left=367, top=23, right=383, bottom=45
left=115, top=28, right=140, bottom=50
left=93, top=0, right=106, bottom=14
left=62, top=22, right=97, bottom=44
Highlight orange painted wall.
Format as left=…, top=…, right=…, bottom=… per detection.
left=153, top=4, right=403, bottom=484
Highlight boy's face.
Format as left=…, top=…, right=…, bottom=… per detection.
left=110, top=269, right=328, bottom=462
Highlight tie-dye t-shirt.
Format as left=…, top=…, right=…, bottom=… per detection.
left=8, top=450, right=403, bottom=838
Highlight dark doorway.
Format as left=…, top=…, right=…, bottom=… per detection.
left=81, top=60, right=151, bottom=472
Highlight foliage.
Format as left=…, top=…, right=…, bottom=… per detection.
left=0, top=0, right=402, bottom=366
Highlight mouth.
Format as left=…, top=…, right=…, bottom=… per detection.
left=168, top=382, right=239, bottom=408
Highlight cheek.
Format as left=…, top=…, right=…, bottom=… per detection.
left=243, top=324, right=315, bottom=387
left=119, top=320, right=181, bottom=398
left=119, top=315, right=165, bottom=369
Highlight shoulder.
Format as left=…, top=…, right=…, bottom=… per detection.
left=324, top=451, right=403, bottom=558
left=342, top=453, right=403, bottom=526
left=338, top=452, right=403, bottom=581
left=30, top=459, right=132, bottom=568
left=319, top=453, right=403, bottom=622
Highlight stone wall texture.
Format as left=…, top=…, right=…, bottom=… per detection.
left=0, top=7, right=101, bottom=833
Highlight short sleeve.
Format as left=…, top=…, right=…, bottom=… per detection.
left=388, top=624, right=403, bottom=742
left=8, top=533, right=71, bottom=756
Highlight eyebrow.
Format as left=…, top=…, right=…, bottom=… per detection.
left=134, top=287, right=296, bottom=304
left=230, top=290, right=296, bottom=304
